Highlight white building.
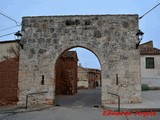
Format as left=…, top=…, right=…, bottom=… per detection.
left=140, top=41, right=160, bottom=86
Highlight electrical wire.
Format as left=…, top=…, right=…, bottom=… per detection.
left=139, top=3, right=160, bottom=19
left=0, top=32, right=15, bottom=38
left=0, top=25, right=20, bottom=32
left=0, top=12, right=22, bottom=38
left=0, top=12, right=21, bottom=26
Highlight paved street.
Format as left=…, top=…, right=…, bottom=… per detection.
left=1, top=89, right=160, bottom=120
left=0, top=107, right=160, bottom=120
left=55, top=87, right=101, bottom=107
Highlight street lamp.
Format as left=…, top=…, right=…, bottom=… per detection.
left=136, top=29, right=144, bottom=49
left=14, top=31, right=23, bottom=49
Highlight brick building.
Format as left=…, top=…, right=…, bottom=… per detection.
left=87, top=68, right=101, bottom=88
left=0, top=40, right=19, bottom=105
left=0, top=57, right=19, bottom=105
left=55, top=51, right=78, bottom=95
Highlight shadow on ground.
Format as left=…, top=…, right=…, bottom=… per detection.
left=55, top=87, right=101, bottom=108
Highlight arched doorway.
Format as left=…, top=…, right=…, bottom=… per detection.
left=55, top=47, right=102, bottom=107
left=18, top=15, right=141, bottom=107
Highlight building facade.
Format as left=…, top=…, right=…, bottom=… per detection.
left=78, top=66, right=89, bottom=89
left=78, top=66, right=101, bottom=89
left=0, top=40, right=19, bottom=105
left=140, top=41, right=160, bottom=80
left=87, top=68, right=101, bottom=88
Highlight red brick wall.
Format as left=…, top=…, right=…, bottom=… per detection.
left=55, top=52, right=78, bottom=95
left=0, top=58, right=19, bottom=105
left=61, top=59, right=77, bottom=94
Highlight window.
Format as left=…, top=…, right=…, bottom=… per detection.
left=146, top=57, right=155, bottom=69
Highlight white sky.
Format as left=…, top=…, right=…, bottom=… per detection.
left=0, top=0, right=160, bottom=69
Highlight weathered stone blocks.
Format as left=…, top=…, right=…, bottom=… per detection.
left=18, top=15, right=141, bottom=107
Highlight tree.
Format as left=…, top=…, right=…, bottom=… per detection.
left=2, top=43, right=20, bottom=61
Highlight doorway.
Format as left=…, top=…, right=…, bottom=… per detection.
left=55, top=47, right=101, bottom=107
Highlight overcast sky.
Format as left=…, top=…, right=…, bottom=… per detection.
left=0, top=0, right=160, bottom=69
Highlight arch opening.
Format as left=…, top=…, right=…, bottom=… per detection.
left=54, top=46, right=102, bottom=107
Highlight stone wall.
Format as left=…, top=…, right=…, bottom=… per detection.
left=55, top=55, right=63, bottom=95
left=18, top=15, right=141, bottom=106
left=0, top=57, right=18, bottom=105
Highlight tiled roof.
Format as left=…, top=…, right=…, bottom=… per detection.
left=139, top=41, right=160, bottom=55
left=140, top=47, right=160, bottom=55
left=87, top=68, right=101, bottom=72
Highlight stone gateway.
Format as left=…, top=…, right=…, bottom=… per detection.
left=18, top=15, right=141, bottom=107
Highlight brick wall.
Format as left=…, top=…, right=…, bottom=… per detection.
left=62, top=59, right=77, bottom=94
left=55, top=51, right=78, bottom=95
left=0, top=57, right=19, bottom=105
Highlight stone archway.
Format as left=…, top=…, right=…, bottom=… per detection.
left=54, top=46, right=102, bottom=106
left=18, top=15, right=141, bottom=107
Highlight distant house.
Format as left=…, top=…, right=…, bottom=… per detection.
left=87, top=68, right=101, bottom=88
left=78, top=66, right=89, bottom=89
left=140, top=41, right=160, bottom=80
left=78, top=66, right=101, bottom=89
